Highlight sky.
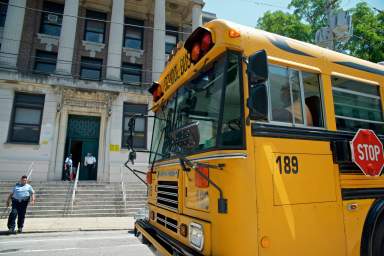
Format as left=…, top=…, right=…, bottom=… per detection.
left=203, top=0, right=384, bottom=27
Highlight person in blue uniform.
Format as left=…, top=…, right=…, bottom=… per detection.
left=6, top=175, right=35, bottom=234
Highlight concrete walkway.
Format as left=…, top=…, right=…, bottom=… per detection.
left=0, top=217, right=135, bottom=233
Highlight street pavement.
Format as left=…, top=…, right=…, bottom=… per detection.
left=0, top=230, right=155, bottom=256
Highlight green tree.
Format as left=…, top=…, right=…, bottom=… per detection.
left=256, top=1, right=384, bottom=62
left=288, top=0, right=340, bottom=38
left=345, top=2, right=384, bottom=63
left=257, top=11, right=312, bottom=42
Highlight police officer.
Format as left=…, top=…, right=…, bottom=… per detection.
left=6, top=175, right=35, bottom=234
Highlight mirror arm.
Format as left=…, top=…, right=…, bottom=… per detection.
left=124, top=160, right=148, bottom=187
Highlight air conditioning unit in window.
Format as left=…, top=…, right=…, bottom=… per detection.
left=47, top=14, right=59, bottom=24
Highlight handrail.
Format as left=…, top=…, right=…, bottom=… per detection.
left=26, top=162, right=34, bottom=180
left=70, top=163, right=80, bottom=213
left=120, top=165, right=127, bottom=213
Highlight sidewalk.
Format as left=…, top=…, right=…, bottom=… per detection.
left=0, top=217, right=135, bottom=233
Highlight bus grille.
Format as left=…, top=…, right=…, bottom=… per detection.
left=156, top=181, right=178, bottom=211
left=156, top=213, right=178, bottom=233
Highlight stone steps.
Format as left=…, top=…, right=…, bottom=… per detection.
left=0, top=181, right=147, bottom=218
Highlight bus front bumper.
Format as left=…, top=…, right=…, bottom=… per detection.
left=135, top=219, right=203, bottom=256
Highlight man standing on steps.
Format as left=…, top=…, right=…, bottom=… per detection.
left=5, top=175, right=35, bottom=234
left=84, top=153, right=97, bottom=180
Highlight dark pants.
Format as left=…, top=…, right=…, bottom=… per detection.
left=87, top=164, right=96, bottom=180
left=7, top=198, right=29, bottom=230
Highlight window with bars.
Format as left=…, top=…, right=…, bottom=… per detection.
left=80, top=57, right=102, bottom=80
left=34, top=50, right=57, bottom=74
left=332, top=76, right=384, bottom=133
left=124, top=18, right=144, bottom=49
left=0, top=0, right=8, bottom=27
left=84, top=10, right=106, bottom=43
left=122, top=103, right=147, bottom=149
left=39, top=1, right=64, bottom=37
left=8, top=93, right=45, bottom=144
left=165, top=25, right=178, bottom=54
left=121, top=63, right=142, bottom=85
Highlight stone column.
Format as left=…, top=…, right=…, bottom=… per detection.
left=192, top=0, right=203, bottom=31
left=0, top=0, right=27, bottom=69
left=106, top=0, right=124, bottom=82
left=151, top=0, right=165, bottom=81
left=56, top=0, right=79, bottom=76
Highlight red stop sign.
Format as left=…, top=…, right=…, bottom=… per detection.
left=350, top=129, right=384, bottom=176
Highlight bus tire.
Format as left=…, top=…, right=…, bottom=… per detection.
left=372, top=216, right=384, bottom=256
left=361, top=199, right=384, bottom=256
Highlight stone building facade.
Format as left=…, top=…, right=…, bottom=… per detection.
left=0, top=0, right=215, bottom=182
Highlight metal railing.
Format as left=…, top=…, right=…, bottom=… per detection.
left=26, top=162, right=34, bottom=180
left=70, top=163, right=81, bottom=213
left=120, top=164, right=127, bottom=213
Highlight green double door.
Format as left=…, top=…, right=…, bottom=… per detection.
left=64, top=115, right=100, bottom=180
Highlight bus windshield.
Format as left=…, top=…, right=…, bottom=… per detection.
left=150, top=51, right=244, bottom=163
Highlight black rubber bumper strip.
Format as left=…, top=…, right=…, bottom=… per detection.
left=342, top=188, right=384, bottom=200
left=135, top=220, right=204, bottom=256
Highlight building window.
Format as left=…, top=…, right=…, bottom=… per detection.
left=34, top=50, right=57, bottom=74
left=332, top=76, right=384, bottom=133
left=122, top=103, right=147, bottom=149
left=124, top=18, right=143, bottom=49
left=84, top=10, right=106, bottom=43
left=39, top=1, right=64, bottom=37
left=121, top=63, right=142, bottom=85
left=0, top=0, right=8, bottom=27
left=165, top=25, right=178, bottom=54
left=80, top=57, right=102, bottom=80
left=9, top=93, right=45, bottom=144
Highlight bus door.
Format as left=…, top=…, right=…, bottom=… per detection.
left=253, top=136, right=346, bottom=255
left=249, top=63, right=346, bottom=255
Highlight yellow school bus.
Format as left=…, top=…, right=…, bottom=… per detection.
left=133, top=19, right=384, bottom=255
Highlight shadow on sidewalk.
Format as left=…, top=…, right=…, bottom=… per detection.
left=0, top=230, right=12, bottom=236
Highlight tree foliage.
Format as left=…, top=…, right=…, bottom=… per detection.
left=257, top=11, right=312, bottom=42
left=288, top=0, right=340, bottom=38
left=345, top=2, right=384, bottom=63
left=256, top=1, right=384, bottom=62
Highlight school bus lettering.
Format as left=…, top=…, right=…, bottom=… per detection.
left=163, top=52, right=191, bottom=91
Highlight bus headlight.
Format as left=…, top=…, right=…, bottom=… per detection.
left=189, top=222, right=204, bottom=251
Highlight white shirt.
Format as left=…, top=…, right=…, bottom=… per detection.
left=65, top=157, right=73, bottom=167
left=84, top=156, right=96, bottom=166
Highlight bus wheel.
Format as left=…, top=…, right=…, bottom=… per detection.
left=372, top=216, right=384, bottom=256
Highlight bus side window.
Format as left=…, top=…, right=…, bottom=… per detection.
left=269, top=65, right=294, bottom=123
left=302, top=72, right=324, bottom=127
left=269, top=64, right=324, bottom=127
left=332, top=76, right=384, bottom=133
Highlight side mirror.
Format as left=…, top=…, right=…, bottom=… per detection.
left=248, top=50, right=268, bottom=84
left=247, top=50, right=269, bottom=121
left=126, top=117, right=136, bottom=150
left=129, top=151, right=136, bottom=165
